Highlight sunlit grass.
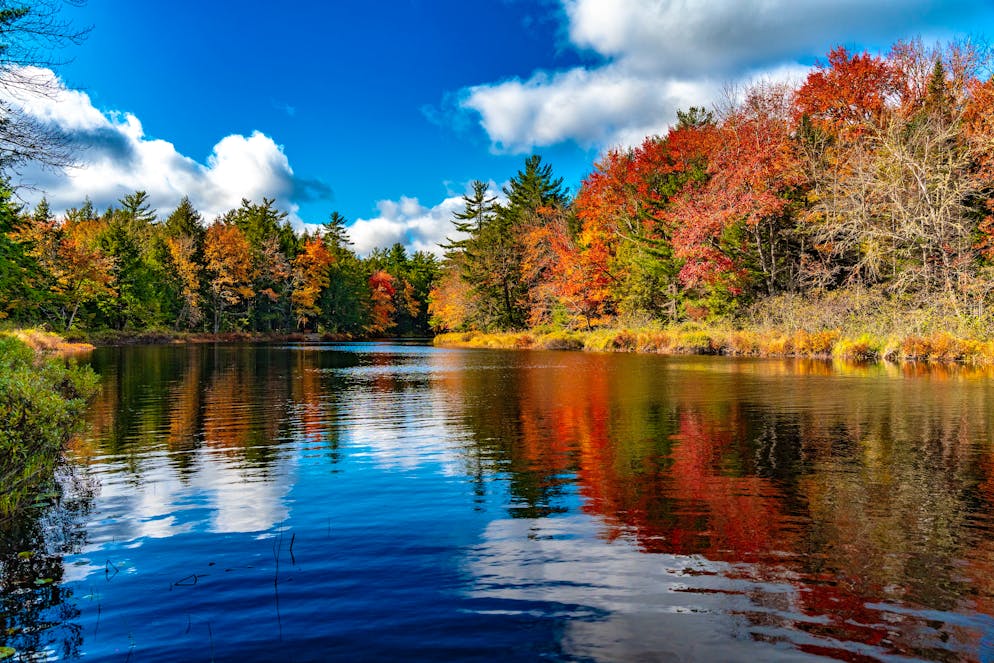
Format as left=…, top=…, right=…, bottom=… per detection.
left=435, top=326, right=994, bottom=365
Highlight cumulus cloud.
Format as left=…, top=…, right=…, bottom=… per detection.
left=348, top=182, right=503, bottom=257
left=349, top=194, right=466, bottom=257
left=460, top=0, right=993, bottom=152
left=7, top=67, right=329, bottom=226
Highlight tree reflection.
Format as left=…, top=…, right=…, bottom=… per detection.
left=81, top=345, right=354, bottom=476
left=70, top=345, right=994, bottom=660
left=437, top=352, right=994, bottom=659
left=0, top=465, right=93, bottom=661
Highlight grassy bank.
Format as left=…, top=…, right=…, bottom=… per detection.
left=6, top=328, right=94, bottom=355
left=435, top=326, right=994, bottom=365
left=0, top=332, right=98, bottom=516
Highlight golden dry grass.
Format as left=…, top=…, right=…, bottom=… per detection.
left=434, top=326, right=994, bottom=365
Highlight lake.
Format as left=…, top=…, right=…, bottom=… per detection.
left=2, top=342, right=994, bottom=661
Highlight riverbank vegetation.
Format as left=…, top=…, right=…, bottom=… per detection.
left=430, top=40, right=994, bottom=363
left=0, top=332, right=97, bottom=516
left=4, top=39, right=994, bottom=358
left=436, top=326, right=994, bottom=364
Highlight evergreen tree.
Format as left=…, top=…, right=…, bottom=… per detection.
left=0, top=183, right=34, bottom=321
left=323, top=211, right=353, bottom=249
left=65, top=197, right=95, bottom=224
left=318, top=212, right=369, bottom=334
left=119, top=190, right=157, bottom=226
left=164, top=196, right=204, bottom=239
left=502, top=154, right=566, bottom=214
left=227, top=198, right=295, bottom=330
left=32, top=197, right=52, bottom=224
left=442, top=180, right=495, bottom=254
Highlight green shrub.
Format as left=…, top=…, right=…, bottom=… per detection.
left=0, top=335, right=98, bottom=515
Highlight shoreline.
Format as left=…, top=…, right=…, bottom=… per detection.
left=13, top=325, right=992, bottom=366
left=433, top=327, right=994, bottom=365
left=78, top=330, right=348, bottom=347
left=69, top=329, right=431, bottom=347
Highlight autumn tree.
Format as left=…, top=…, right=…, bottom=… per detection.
left=204, top=220, right=254, bottom=333
left=365, top=243, right=439, bottom=335
left=164, top=233, right=202, bottom=328
left=225, top=198, right=296, bottom=330
left=797, top=42, right=991, bottom=296
left=15, top=208, right=115, bottom=330
left=573, top=115, right=713, bottom=321
left=428, top=265, right=473, bottom=331
left=669, top=83, right=806, bottom=311
left=161, top=197, right=206, bottom=328
left=366, top=269, right=396, bottom=335
left=291, top=237, right=334, bottom=329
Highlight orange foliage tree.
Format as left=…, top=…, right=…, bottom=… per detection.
left=291, top=237, right=335, bottom=329
left=204, top=220, right=254, bottom=333
left=16, top=214, right=116, bottom=330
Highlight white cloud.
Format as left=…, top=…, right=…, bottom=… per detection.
left=348, top=182, right=503, bottom=257
left=7, top=67, right=324, bottom=226
left=464, top=64, right=722, bottom=152
left=460, top=0, right=993, bottom=152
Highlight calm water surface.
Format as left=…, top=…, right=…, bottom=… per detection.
left=3, top=342, right=994, bottom=661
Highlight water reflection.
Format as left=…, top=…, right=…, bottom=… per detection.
left=0, top=466, right=93, bottom=660
left=3, top=344, right=993, bottom=661
left=429, top=351, right=994, bottom=660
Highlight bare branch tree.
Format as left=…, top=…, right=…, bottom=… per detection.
left=0, top=0, right=89, bottom=174
left=800, top=40, right=992, bottom=296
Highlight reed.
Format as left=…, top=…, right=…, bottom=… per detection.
left=434, top=325, right=994, bottom=365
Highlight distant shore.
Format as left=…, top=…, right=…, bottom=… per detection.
left=55, top=329, right=434, bottom=347
left=64, top=330, right=353, bottom=347
left=434, top=326, right=994, bottom=365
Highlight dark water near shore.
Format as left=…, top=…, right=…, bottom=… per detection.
left=3, top=342, right=994, bottom=661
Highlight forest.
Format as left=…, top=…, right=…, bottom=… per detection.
left=431, top=39, right=994, bottom=347
left=0, top=192, right=440, bottom=337
left=4, top=39, right=994, bottom=346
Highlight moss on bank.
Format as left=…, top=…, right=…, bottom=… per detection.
left=434, top=326, right=994, bottom=365
left=0, top=333, right=98, bottom=516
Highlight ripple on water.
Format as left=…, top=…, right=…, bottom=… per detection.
left=3, top=343, right=992, bottom=661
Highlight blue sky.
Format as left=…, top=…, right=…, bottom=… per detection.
left=15, top=0, right=994, bottom=254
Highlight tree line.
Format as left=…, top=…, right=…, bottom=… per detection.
left=0, top=190, right=439, bottom=336
left=431, top=39, right=994, bottom=334
left=4, top=39, right=994, bottom=339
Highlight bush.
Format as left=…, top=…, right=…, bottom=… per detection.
left=833, top=334, right=884, bottom=361
left=0, top=335, right=98, bottom=515
left=538, top=330, right=584, bottom=351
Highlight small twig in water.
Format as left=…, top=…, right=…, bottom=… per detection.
left=124, top=632, right=135, bottom=663
left=173, top=574, right=202, bottom=587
